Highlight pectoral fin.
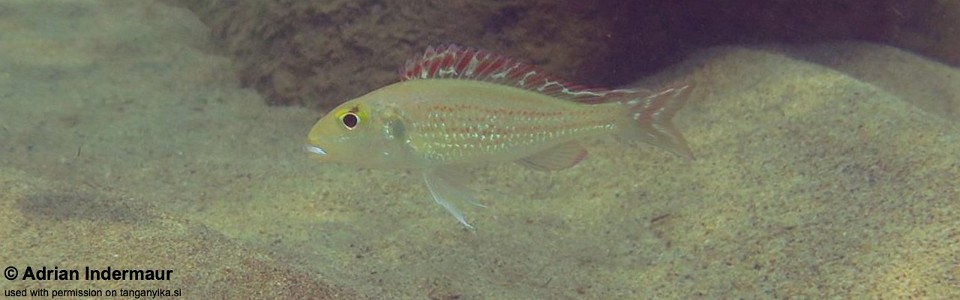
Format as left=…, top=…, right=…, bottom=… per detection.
left=515, top=141, right=588, bottom=171
left=422, top=168, right=484, bottom=229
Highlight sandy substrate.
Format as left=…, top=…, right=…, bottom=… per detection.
left=1, top=1, right=958, bottom=299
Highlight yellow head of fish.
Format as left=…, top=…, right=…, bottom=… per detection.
left=305, top=97, right=416, bottom=169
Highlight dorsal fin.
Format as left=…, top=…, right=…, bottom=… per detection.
left=399, top=45, right=645, bottom=103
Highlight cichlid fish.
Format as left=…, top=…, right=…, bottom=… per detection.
left=305, top=45, right=693, bottom=228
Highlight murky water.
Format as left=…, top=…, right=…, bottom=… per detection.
left=1, top=1, right=958, bottom=299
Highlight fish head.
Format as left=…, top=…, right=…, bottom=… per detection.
left=305, top=98, right=412, bottom=168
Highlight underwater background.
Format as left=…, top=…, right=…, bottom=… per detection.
left=1, top=0, right=958, bottom=298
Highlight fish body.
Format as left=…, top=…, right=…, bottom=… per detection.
left=359, top=79, right=621, bottom=166
left=305, top=45, right=693, bottom=228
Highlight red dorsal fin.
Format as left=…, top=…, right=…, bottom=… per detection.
left=399, top=45, right=645, bottom=103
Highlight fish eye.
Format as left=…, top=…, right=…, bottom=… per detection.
left=340, top=112, right=359, bottom=130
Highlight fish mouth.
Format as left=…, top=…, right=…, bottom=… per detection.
left=302, top=145, right=327, bottom=156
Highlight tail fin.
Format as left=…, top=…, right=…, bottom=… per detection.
left=618, top=82, right=694, bottom=161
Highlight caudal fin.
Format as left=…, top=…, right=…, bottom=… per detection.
left=618, top=82, right=694, bottom=161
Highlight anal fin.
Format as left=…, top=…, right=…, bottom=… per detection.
left=515, top=141, right=588, bottom=171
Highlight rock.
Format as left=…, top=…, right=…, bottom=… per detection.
left=167, top=0, right=960, bottom=109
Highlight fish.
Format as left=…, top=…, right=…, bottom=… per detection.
left=305, top=45, right=693, bottom=229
